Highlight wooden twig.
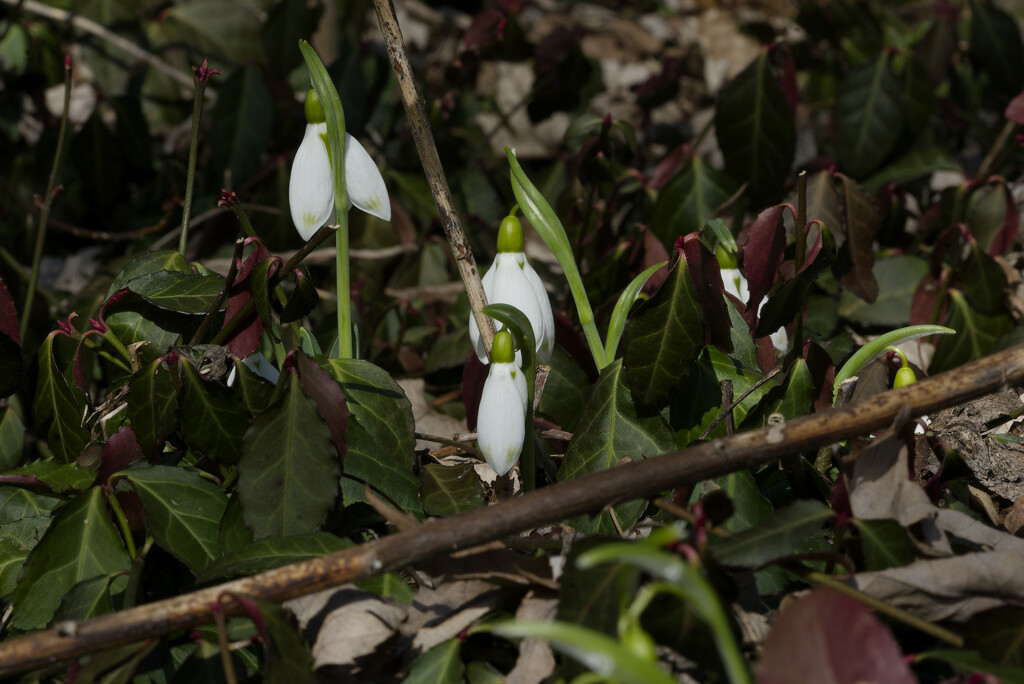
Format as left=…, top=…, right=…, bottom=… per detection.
left=371, top=0, right=495, bottom=357
left=1, top=345, right=1023, bottom=675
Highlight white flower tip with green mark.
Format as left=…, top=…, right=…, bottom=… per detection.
left=289, top=123, right=335, bottom=241
left=344, top=132, right=391, bottom=222
left=469, top=252, right=554, bottom=364
left=477, top=337, right=527, bottom=476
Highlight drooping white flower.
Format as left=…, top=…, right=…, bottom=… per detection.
left=477, top=330, right=527, bottom=476
left=288, top=88, right=390, bottom=241
left=469, top=214, right=555, bottom=364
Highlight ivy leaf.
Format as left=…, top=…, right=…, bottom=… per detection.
left=421, top=463, right=485, bottom=517
left=127, top=357, right=179, bottom=457
left=970, top=0, right=1024, bottom=96
left=652, top=156, right=736, bottom=249
left=854, top=519, right=913, bottom=571
left=404, top=639, right=464, bottom=684
left=280, top=268, right=319, bottom=324
left=834, top=54, right=905, bottom=178
left=559, top=360, right=675, bottom=534
left=714, top=50, right=795, bottom=203
left=838, top=255, right=929, bottom=326
left=33, top=331, right=89, bottom=464
left=177, top=360, right=249, bottom=465
left=197, top=533, right=351, bottom=582
left=126, top=271, right=225, bottom=314
left=11, top=487, right=130, bottom=630
left=322, top=360, right=421, bottom=516
left=52, top=573, right=128, bottom=622
left=708, top=499, right=832, bottom=568
left=105, top=250, right=190, bottom=298
left=238, top=375, right=337, bottom=539
left=837, top=173, right=881, bottom=302
left=117, top=465, right=227, bottom=574
left=930, top=290, right=1015, bottom=373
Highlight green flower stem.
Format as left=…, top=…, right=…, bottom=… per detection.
left=20, top=56, right=71, bottom=342
left=123, top=536, right=154, bottom=610
left=104, top=486, right=137, bottom=560
left=178, top=65, right=215, bottom=257
left=793, top=170, right=808, bottom=347
left=336, top=211, right=353, bottom=358
left=227, top=199, right=257, bottom=239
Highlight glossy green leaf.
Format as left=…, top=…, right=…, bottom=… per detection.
left=744, top=357, right=816, bottom=427
left=125, top=270, right=225, bottom=314
left=53, top=572, right=128, bottom=621
left=838, top=255, right=928, bottom=326
left=421, top=463, right=485, bottom=517
left=11, top=487, right=130, bottom=630
left=837, top=173, right=881, bottom=302
left=0, top=406, right=25, bottom=470
left=970, top=0, right=1024, bottom=96
left=537, top=347, right=590, bottom=432
left=323, top=359, right=421, bottom=516
left=965, top=606, right=1024, bottom=666
left=33, top=332, right=89, bottom=464
left=653, top=156, right=736, bottom=249
left=559, top=360, right=675, bottom=534
left=217, top=494, right=253, bottom=555
left=622, top=252, right=703, bottom=408
left=104, top=302, right=189, bottom=365
left=804, top=171, right=842, bottom=241
left=927, top=291, right=1012, bottom=373
left=708, top=499, right=832, bottom=568
left=359, top=572, right=416, bottom=603
left=230, top=357, right=276, bottom=414
left=280, top=267, right=319, bottom=324
left=835, top=54, right=905, bottom=178
left=210, top=66, right=273, bottom=186
left=105, top=250, right=190, bottom=298
left=853, top=519, right=913, bottom=571
left=404, top=639, right=464, bottom=684
left=967, top=181, right=1013, bottom=254
left=9, top=460, right=95, bottom=492
left=240, top=595, right=316, bottom=682
left=178, top=360, right=249, bottom=464
left=714, top=51, right=795, bottom=203
left=0, top=486, right=61, bottom=523
left=250, top=256, right=280, bottom=339
left=197, top=532, right=351, bottom=582
left=127, top=358, right=179, bottom=456
left=238, top=376, right=337, bottom=539
left=862, top=141, right=961, bottom=192
left=117, top=465, right=227, bottom=574
left=833, top=324, right=955, bottom=397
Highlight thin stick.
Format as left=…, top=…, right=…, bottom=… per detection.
left=178, top=61, right=219, bottom=257
left=1, top=344, right=1023, bottom=675
left=371, top=0, right=495, bottom=357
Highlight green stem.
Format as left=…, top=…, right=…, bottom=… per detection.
left=336, top=210, right=353, bottom=358
left=178, top=71, right=212, bottom=257
left=20, top=56, right=71, bottom=342
left=104, top=486, right=137, bottom=560
left=82, top=335, right=131, bottom=373
left=123, top=536, right=154, bottom=610
left=793, top=170, right=807, bottom=347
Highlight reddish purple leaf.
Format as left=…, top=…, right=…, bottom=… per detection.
left=464, top=9, right=506, bottom=51
left=1006, top=90, right=1024, bottom=124
left=98, top=426, right=145, bottom=484
left=296, top=351, right=349, bottom=464
left=225, top=593, right=270, bottom=644
left=649, top=145, right=687, bottom=192
left=776, top=45, right=799, bottom=113
left=680, top=233, right=732, bottom=351
left=758, top=588, right=916, bottom=684
left=987, top=181, right=1018, bottom=255
left=838, top=173, right=881, bottom=302
left=741, top=205, right=789, bottom=329
left=223, top=244, right=272, bottom=358
left=0, top=275, right=19, bottom=345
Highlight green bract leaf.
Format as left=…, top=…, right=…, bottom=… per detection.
left=33, top=331, right=89, bottom=464
left=300, top=40, right=348, bottom=213
left=834, top=54, right=905, bottom=178
left=622, top=253, right=703, bottom=408
left=708, top=499, right=832, bottom=568
left=322, top=359, right=421, bottom=516
left=833, top=324, right=956, bottom=398
left=125, top=270, right=226, bottom=314
left=558, top=360, right=675, bottom=534
left=178, top=360, right=248, bottom=464
left=238, top=375, right=337, bottom=539
left=117, top=465, right=227, bottom=574
left=11, top=487, right=130, bottom=630
left=714, top=50, right=795, bottom=203
left=605, top=261, right=667, bottom=362
left=197, top=532, right=351, bottom=582
left=404, top=639, right=465, bottom=684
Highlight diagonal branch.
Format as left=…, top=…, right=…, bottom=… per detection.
left=1, top=345, right=1023, bottom=675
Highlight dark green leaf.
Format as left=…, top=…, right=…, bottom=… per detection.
left=217, top=494, right=253, bottom=555
left=971, top=0, right=1024, bottom=96
left=693, top=470, right=771, bottom=533
left=280, top=267, right=319, bottom=324
left=127, top=358, right=179, bottom=456
left=359, top=572, right=416, bottom=603
left=0, top=331, right=21, bottom=398
left=653, top=156, right=736, bottom=249
left=249, top=256, right=280, bottom=338
left=714, top=51, right=795, bottom=203
left=166, top=1, right=263, bottom=64
left=118, top=465, right=227, bottom=574
left=106, top=251, right=190, bottom=298
left=404, top=639, right=464, bottom=684
left=622, top=252, right=704, bottom=408
left=838, top=255, right=928, bottom=326
left=559, top=360, right=675, bottom=534
left=322, top=359, right=421, bottom=516
left=708, top=499, right=832, bottom=568
left=0, top=406, right=25, bottom=470
left=262, top=0, right=322, bottom=76
left=963, top=241, right=1008, bottom=313
left=967, top=181, right=1014, bottom=254
left=743, top=357, right=816, bottom=428
left=178, top=360, right=249, bottom=464
left=537, top=346, right=590, bottom=432
left=237, top=595, right=315, bottom=683
left=804, top=170, right=842, bottom=239
left=8, top=460, right=95, bottom=492
left=853, top=519, right=913, bottom=571
left=126, top=270, right=225, bottom=314
left=197, top=533, right=351, bottom=582
left=53, top=572, right=128, bottom=621
left=421, top=463, right=485, bottom=517
left=903, top=58, right=934, bottom=135
left=863, top=140, right=961, bottom=192
left=965, top=606, right=1024, bottom=666
left=12, top=487, right=130, bottom=630
left=230, top=356, right=276, bottom=414
left=238, top=376, right=337, bottom=539
left=104, top=298, right=190, bottom=365
left=835, top=54, right=905, bottom=178
left=918, top=650, right=1024, bottom=683
left=0, top=486, right=61, bottom=523
left=837, top=173, right=881, bottom=301
left=33, top=331, right=89, bottom=464
left=930, top=290, right=1015, bottom=373
left=758, top=223, right=836, bottom=335
left=0, top=536, right=28, bottom=598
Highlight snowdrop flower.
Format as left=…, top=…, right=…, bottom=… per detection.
left=289, top=88, right=391, bottom=241
left=719, top=257, right=788, bottom=354
left=469, top=214, right=555, bottom=364
left=227, top=352, right=280, bottom=387
left=477, top=330, right=528, bottom=476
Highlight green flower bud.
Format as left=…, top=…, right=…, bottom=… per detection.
left=490, top=329, right=516, bottom=364
left=304, top=88, right=326, bottom=124
left=497, top=215, right=525, bottom=254
left=894, top=366, right=917, bottom=388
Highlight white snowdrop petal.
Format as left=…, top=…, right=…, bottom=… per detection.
left=344, top=132, right=391, bottom=222
left=289, top=124, right=335, bottom=241
left=477, top=362, right=526, bottom=476
left=468, top=267, right=497, bottom=364
left=520, top=258, right=555, bottom=362
left=720, top=267, right=749, bottom=303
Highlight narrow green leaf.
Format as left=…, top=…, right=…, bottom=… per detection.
left=126, top=270, right=226, bottom=314
left=238, top=377, right=338, bottom=539
left=930, top=291, right=1013, bottom=373
left=834, top=54, right=905, bottom=178
left=833, top=323, right=955, bottom=397
left=118, top=465, right=227, bottom=574
left=12, top=487, right=130, bottom=630
left=652, top=157, right=736, bottom=249
left=559, top=360, right=675, bottom=534
left=404, top=639, right=465, bottom=684
left=605, top=261, right=667, bottom=361
left=421, top=463, right=485, bottom=517
left=622, top=254, right=703, bottom=408
left=708, top=499, right=832, bottom=568
left=197, top=532, right=351, bottom=582
left=33, top=331, right=89, bottom=464
left=714, top=51, right=795, bottom=202
left=178, top=360, right=249, bottom=464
